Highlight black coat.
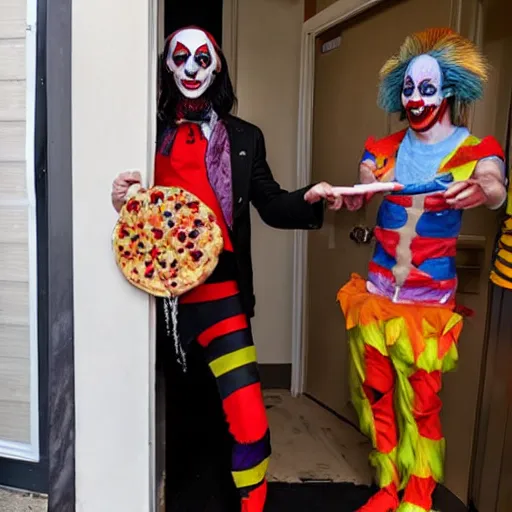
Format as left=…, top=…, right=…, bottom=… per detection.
left=224, top=115, right=324, bottom=317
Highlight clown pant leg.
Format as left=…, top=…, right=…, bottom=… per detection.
left=394, top=368, right=445, bottom=512
left=348, top=327, right=400, bottom=511
left=187, top=297, right=270, bottom=512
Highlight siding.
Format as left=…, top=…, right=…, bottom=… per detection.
left=0, top=0, right=31, bottom=445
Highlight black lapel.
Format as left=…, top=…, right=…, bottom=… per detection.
left=225, top=116, right=252, bottom=219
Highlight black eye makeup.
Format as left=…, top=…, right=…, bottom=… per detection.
left=402, top=76, right=414, bottom=97
left=418, top=79, right=437, bottom=96
left=195, top=52, right=212, bottom=69
left=172, top=52, right=189, bottom=66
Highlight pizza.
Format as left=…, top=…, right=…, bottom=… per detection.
left=113, top=186, right=224, bottom=297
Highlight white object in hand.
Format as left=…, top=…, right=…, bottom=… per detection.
left=331, top=182, right=404, bottom=195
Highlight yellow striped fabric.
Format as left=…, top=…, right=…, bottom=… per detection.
left=439, top=134, right=480, bottom=182
left=232, top=457, right=269, bottom=488
left=208, top=345, right=257, bottom=378
left=490, top=216, right=512, bottom=289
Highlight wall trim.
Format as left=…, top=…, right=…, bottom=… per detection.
left=46, top=0, right=75, bottom=507
left=291, top=0, right=386, bottom=397
left=148, top=2, right=159, bottom=512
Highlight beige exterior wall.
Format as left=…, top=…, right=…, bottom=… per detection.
left=72, top=0, right=155, bottom=509
left=0, top=0, right=37, bottom=457
left=236, top=0, right=304, bottom=364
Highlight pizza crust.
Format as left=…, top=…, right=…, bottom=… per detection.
left=113, top=186, right=224, bottom=297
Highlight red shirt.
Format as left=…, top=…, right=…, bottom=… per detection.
left=154, top=123, right=238, bottom=303
left=155, top=123, right=233, bottom=251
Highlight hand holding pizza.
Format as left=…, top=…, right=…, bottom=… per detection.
left=111, top=171, right=143, bottom=212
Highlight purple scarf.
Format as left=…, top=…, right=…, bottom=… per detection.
left=158, top=120, right=233, bottom=228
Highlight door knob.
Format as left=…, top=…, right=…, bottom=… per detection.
left=350, top=226, right=373, bottom=244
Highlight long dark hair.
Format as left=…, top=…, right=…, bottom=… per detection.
left=157, top=34, right=236, bottom=129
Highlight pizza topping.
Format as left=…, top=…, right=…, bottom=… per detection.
left=171, top=260, right=178, bottom=268
left=186, top=241, right=194, bottom=249
left=152, top=228, right=164, bottom=240
left=178, top=248, right=185, bottom=254
left=188, top=229, right=199, bottom=239
left=167, top=220, right=175, bottom=228
left=194, top=219, right=204, bottom=227
left=177, top=232, right=187, bottom=243
left=148, top=215, right=162, bottom=228
left=187, top=201, right=200, bottom=212
left=150, top=247, right=159, bottom=259
left=190, top=250, right=203, bottom=262
left=175, top=203, right=183, bottom=211
left=119, top=227, right=130, bottom=239
left=150, top=191, right=165, bottom=204
left=126, top=199, right=141, bottom=213
left=163, top=211, right=173, bottom=218
left=131, top=234, right=140, bottom=242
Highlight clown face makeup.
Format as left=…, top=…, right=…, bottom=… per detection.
left=166, top=28, right=220, bottom=99
left=401, top=54, right=447, bottom=132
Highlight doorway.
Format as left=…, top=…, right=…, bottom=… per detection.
left=155, top=3, right=224, bottom=512
left=300, top=0, right=507, bottom=507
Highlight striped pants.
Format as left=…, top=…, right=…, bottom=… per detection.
left=160, top=291, right=270, bottom=511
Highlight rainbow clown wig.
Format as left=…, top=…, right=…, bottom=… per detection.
left=378, top=28, right=488, bottom=126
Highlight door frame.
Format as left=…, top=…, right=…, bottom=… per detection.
left=290, top=0, right=465, bottom=396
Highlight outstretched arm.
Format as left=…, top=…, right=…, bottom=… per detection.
left=250, top=127, right=327, bottom=230
left=342, top=159, right=378, bottom=211
left=445, top=158, right=506, bottom=210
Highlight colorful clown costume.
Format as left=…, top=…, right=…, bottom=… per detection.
left=339, top=129, right=504, bottom=512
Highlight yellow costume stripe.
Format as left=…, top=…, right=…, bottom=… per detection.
left=232, top=457, right=269, bottom=488
left=490, top=271, right=512, bottom=289
left=449, top=160, right=478, bottom=182
left=209, top=346, right=257, bottom=378
left=438, top=134, right=480, bottom=182
left=494, top=259, right=512, bottom=280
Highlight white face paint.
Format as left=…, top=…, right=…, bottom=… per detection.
left=166, top=28, right=219, bottom=99
left=401, top=55, right=445, bottom=132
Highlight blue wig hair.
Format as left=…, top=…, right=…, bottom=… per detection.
left=378, top=28, right=488, bottom=126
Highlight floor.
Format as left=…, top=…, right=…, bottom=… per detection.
left=264, top=390, right=372, bottom=485
left=0, top=489, right=47, bottom=512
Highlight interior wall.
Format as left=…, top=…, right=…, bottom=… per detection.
left=235, top=0, right=304, bottom=364
left=315, top=0, right=339, bottom=12
left=72, top=0, right=154, bottom=509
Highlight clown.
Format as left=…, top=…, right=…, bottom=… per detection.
left=338, top=29, right=507, bottom=512
left=111, top=27, right=341, bottom=512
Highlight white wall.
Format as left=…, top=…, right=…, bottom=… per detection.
left=236, top=0, right=304, bottom=364
left=72, top=0, right=155, bottom=510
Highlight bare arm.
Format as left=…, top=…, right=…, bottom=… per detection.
left=445, top=158, right=506, bottom=210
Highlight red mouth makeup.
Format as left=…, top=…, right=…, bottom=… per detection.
left=405, top=99, right=447, bottom=132
left=181, top=80, right=202, bottom=90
